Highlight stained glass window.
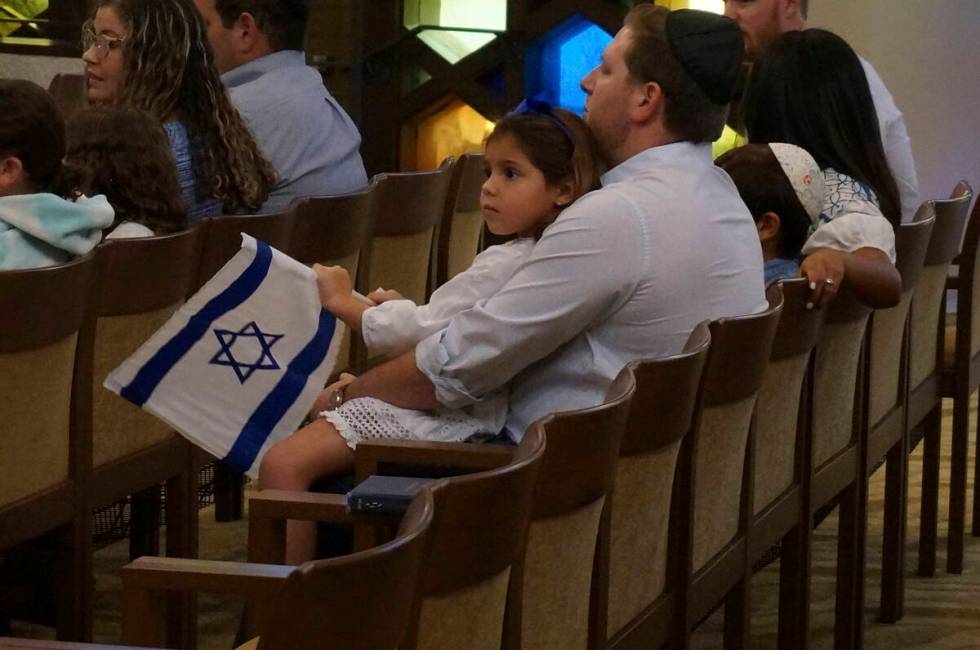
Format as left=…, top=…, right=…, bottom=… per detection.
left=524, top=16, right=613, bottom=115
left=401, top=98, right=494, bottom=171
left=403, top=0, right=506, bottom=64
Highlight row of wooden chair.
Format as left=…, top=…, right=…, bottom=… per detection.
left=0, top=153, right=487, bottom=643
left=2, top=179, right=976, bottom=649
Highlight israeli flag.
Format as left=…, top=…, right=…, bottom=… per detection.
left=105, top=235, right=343, bottom=479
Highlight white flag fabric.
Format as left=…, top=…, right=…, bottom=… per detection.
left=105, top=235, right=343, bottom=479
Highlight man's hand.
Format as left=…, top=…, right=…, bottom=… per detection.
left=799, top=248, right=847, bottom=308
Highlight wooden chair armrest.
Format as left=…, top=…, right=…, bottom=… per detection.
left=0, top=640, right=153, bottom=650
left=354, top=439, right=515, bottom=482
left=247, top=489, right=395, bottom=564
left=120, top=557, right=292, bottom=647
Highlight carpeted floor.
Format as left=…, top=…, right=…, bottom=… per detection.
left=11, top=398, right=980, bottom=648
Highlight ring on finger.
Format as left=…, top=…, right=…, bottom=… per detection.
left=824, top=278, right=836, bottom=286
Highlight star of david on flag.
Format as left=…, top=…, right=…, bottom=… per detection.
left=210, top=321, right=284, bottom=383
left=104, top=235, right=344, bottom=478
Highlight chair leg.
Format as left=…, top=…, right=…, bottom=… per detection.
left=214, top=461, right=245, bottom=522
left=129, top=485, right=162, bottom=561
left=947, top=392, right=970, bottom=573
left=778, top=524, right=810, bottom=649
left=165, top=461, right=199, bottom=650
left=918, top=406, right=941, bottom=576
left=723, top=579, right=750, bottom=650
left=879, top=441, right=907, bottom=623
left=834, top=486, right=861, bottom=650
left=973, top=397, right=980, bottom=537
left=55, top=521, right=92, bottom=641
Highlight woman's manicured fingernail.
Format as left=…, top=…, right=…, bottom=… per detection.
left=806, top=302, right=814, bottom=310
left=809, top=281, right=816, bottom=290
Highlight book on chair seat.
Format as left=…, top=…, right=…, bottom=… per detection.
left=347, top=475, right=434, bottom=515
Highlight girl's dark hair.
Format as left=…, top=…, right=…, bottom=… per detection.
left=96, top=0, right=276, bottom=213
left=487, top=107, right=603, bottom=207
left=65, top=106, right=187, bottom=234
left=0, top=79, right=73, bottom=197
left=743, top=28, right=901, bottom=227
left=716, top=144, right=811, bottom=259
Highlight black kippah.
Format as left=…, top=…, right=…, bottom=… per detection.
left=665, top=9, right=744, bottom=105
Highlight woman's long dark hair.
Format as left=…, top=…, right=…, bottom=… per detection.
left=95, top=0, right=276, bottom=213
left=743, top=29, right=901, bottom=227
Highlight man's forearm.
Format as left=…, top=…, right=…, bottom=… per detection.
left=344, top=350, right=439, bottom=410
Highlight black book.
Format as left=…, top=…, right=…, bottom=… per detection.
left=347, top=475, right=434, bottom=515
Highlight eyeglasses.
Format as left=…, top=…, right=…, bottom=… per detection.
left=81, top=21, right=126, bottom=59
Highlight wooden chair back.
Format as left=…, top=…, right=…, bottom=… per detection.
left=867, top=211, right=935, bottom=429
left=258, top=489, right=434, bottom=650
left=604, top=324, right=711, bottom=648
left=513, top=365, right=636, bottom=650
left=406, top=426, right=544, bottom=650
left=0, top=253, right=97, bottom=639
left=957, top=185, right=980, bottom=361
left=436, top=152, right=486, bottom=287
left=367, top=161, right=453, bottom=306
left=196, top=211, right=294, bottom=289
left=691, top=285, right=783, bottom=573
left=289, top=186, right=377, bottom=372
left=909, top=183, right=973, bottom=394
left=91, top=227, right=204, bottom=472
left=47, top=73, right=87, bottom=119
left=752, top=277, right=826, bottom=517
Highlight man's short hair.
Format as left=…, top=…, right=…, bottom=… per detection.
left=215, top=0, right=309, bottom=52
left=622, top=4, right=729, bottom=143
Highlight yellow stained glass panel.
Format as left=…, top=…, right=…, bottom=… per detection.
left=404, top=99, right=494, bottom=171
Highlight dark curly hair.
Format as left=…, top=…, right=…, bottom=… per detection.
left=65, top=106, right=187, bottom=235
left=94, top=0, right=277, bottom=213
left=0, top=79, right=73, bottom=197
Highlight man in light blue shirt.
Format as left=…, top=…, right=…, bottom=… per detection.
left=323, top=7, right=767, bottom=440
left=193, top=0, right=367, bottom=214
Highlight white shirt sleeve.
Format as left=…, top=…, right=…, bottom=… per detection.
left=860, top=57, right=920, bottom=222
left=106, top=221, right=155, bottom=239
left=415, top=193, right=645, bottom=409
left=802, top=212, right=897, bottom=263
left=361, top=239, right=535, bottom=358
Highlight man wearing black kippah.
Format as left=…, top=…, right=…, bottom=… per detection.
left=331, top=5, right=766, bottom=446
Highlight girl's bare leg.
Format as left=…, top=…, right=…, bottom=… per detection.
left=258, top=418, right=354, bottom=565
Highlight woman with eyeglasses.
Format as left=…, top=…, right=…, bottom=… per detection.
left=82, top=0, right=276, bottom=220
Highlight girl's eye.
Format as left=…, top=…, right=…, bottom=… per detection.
left=482, top=166, right=491, bottom=178
left=504, top=167, right=519, bottom=179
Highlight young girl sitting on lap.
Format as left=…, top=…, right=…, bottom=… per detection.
left=260, top=100, right=602, bottom=563
left=717, top=142, right=825, bottom=286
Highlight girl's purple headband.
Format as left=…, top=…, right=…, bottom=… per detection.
left=506, top=98, right=575, bottom=145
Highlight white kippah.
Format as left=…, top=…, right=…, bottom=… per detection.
left=768, top=143, right=824, bottom=228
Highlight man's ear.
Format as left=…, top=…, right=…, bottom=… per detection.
left=756, top=211, right=782, bottom=242
left=236, top=12, right=271, bottom=55
left=0, top=156, right=25, bottom=194
left=632, top=80, right=664, bottom=124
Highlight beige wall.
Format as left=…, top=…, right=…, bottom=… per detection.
left=808, top=0, right=980, bottom=203
left=0, top=53, right=82, bottom=88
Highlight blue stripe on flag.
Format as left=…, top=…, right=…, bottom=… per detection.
left=120, top=240, right=274, bottom=406
left=223, top=309, right=337, bottom=472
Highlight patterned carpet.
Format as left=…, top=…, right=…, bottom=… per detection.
left=10, top=398, right=980, bottom=648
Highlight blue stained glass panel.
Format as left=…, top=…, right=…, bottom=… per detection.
left=525, top=16, right=613, bottom=115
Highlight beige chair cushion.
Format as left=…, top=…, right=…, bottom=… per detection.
left=521, top=497, right=606, bottom=650
left=753, top=354, right=809, bottom=514
left=235, top=638, right=259, bottom=650
left=0, top=334, right=77, bottom=507
left=812, top=316, right=869, bottom=467
left=909, top=265, right=949, bottom=387
left=868, top=291, right=913, bottom=425
left=368, top=230, right=434, bottom=306
left=607, top=441, right=681, bottom=639
left=416, top=567, right=510, bottom=650
left=447, top=208, right=484, bottom=282
left=93, top=307, right=180, bottom=466
left=693, top=395, right=758, bottom=571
